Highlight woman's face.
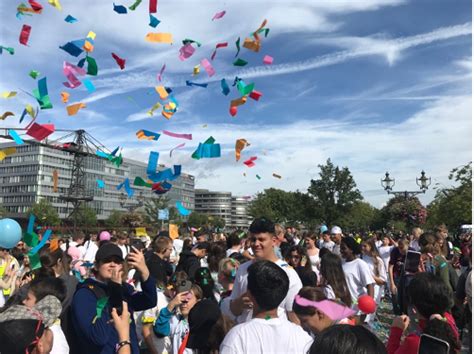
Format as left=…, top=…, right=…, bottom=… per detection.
left=398, top=242, right=408, bottom=254
left=297, top=312, right=332, bottom=334
left=361, top=243, right=370, bottom=255
left=305, top=238, right=315, bottom=248
left=96, top=257, right=123, bottom=281
left=289, top=251, right=302, bottom=267
left=180, top=290, right=199, bottom=316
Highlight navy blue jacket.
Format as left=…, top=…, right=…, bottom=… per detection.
left=71, top=276, right=157, bottom=354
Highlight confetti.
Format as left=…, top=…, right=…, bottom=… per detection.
left=97, top=179, right=105, bottom=188
left=201, top=58, right=215, bottom=77
left=53, top=170, right=58, bottom=192
left=233, top=58, right=248, bottom=66
left=162, top=130, right=192, bottom=140
left=8, top=130, right=24, bottom=145
left=145, top=33, right=173, bottom=43
left=149, top=14, right=160, bottom=28
left=29, top=70, right=40, bottom=79
left=136, top=129, right=161, bottom=141
left=111, top=52, right=126, bottom=69
left=0, top=46, right=15, bottom=55
left=2, top=91, right=17, bottom=98
left=0, top=147, right=17, bottom=161
left=169, top=143, right=186, bottom=157
left=243, top=156, right=257, bottom=167
left=211, top=42, right=228, bottom=60
left=0, top=112, right=15, bottom=120
left=186, top=80, right=208, bottom=88
left=249, top=90, right=262, bottom=101
left=48, top=0, right=62, bottom=11
left=192, top=136, right=221, bottom=159
left=60, top=92, right=70, bottom=103
left=235, top=139, right=250, bottom=161
left=221, top=79, right=230, bottom=96
left=113, top=3, right=128, bottom=14
left=272, top=173, right=282, bottom=179
left=19, top=25, right=32, bottom=45
left=64, top=15, right=77, bottom=23
left=263, top=55, right=273, bottom=65
left=212, top=10, right=226, bottom=21
left=157, top=64, right=166, bottom=81
left=176, top=201, right=191, bottom=216
left=66, top=102, right=86, bottom=116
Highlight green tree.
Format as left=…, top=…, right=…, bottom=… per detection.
left=73, top=204, right=97, bottom=232
left=208, top=216, right=226, bottom=229
left=307, top=159, right=362, bottom=225
left=143, top=197, right=179, bottom=226
left=380, top=196, right=427, bottom=232
left=0, top=205, right=7, bottom=218
left=187, top=212, right=209, bottom=228
left=249, top=188, right=297, bottom=223
left=336, top=201, right=379, bottom=232
left=427, top=162, right=472, bottom=229
left=28, top=199, right=60, bottom=226
left=105, top=210, right=124, bottom=228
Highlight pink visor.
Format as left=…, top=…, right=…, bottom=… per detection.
left=294, top=295, right=356, bottom=321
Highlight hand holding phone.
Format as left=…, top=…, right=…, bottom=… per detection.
left=404, top=250, right=421, bottom=274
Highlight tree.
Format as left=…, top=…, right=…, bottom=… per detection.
left=143, top=197, right=179, bottom=226
left=105, top=210, right=124, bottom=228
left=187, top=212, right=209, bottom=228
left=336, top=201, right=379, bottom=232
left=249, top=188, right=301, bottom=223
left=380, top=196, right=427, bottom=232
left=427, top=162, right=472, bottom=229
left=28, top=199, right=60, bottom=226
left=208, top=216, right=226, bottom=229
left=73, top=204, right=97, bottom=232
left=307, top=159, right=362, bottom=225
left=121, top=211, right=145, bottom=229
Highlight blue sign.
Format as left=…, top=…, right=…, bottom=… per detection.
left=158, top=209, right=169, bottom=220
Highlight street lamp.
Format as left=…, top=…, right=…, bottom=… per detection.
left=381, top=171, right=431, bottom=198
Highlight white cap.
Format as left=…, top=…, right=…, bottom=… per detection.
left=331, top=226, right=342, bottom=235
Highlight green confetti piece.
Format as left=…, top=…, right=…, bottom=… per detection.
left=23, top=231, right=39, bottom=248
left=29, top=252, right=42, bottom=270
left=233, top=58, right=248, bottom=67
left=93, top=297, right=109, bottom=323
left=182, top=39, right=201, bottom=47
left=237, top=81, right=254, bottom=96
left=29, top=70, right=40, bottom=79
left=86, top=56, right=98, bottom=76
left=133, top=177, right=152, bottom=188
left=0, top=46, right=15, bottom=55
left=235, top=37, right=240, bottom=58
left=128, top=0, right=142, bottom=10
left=256, top=174, right=261, bottom=180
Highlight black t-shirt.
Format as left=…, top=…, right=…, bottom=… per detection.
left=389, top=247, right=406, bottom=278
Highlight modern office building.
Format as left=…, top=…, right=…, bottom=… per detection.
left=195, top=189, right=252, bottom=228
left=0, top=142, right=195, bottom=221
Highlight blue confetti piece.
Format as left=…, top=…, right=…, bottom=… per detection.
left=9, top=129, right=24, bottom=145
left=64, top=15, right=78, bottom=23
left=149, top=14, right=160, bottom=28
left=113, top=3, right=128, bottom=14
left=82, top=78, right=96, bottom=93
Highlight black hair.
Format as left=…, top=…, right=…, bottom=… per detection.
left=194, top=242, right=210, bottom=251
left=226, top=232, right=242, bottom=249
left=249, top=217, right=275, bottom=235
left=296, top=268, right=318, bottom=287
left=0, top=319, right=45, bottom=354
left=319, top=247, right=331, bottom=259
left=36, top=247, right=69, bottom=278
left=194, top=267, right=217, bottom=302
left=292, top=286, right=326, bottom=316
left=309, top=324, right=387, bottom=354
left=341, top=237, right=361, bottom=255
left=247, top=260, right=289, bottom=311
left=207, top=241, right=227, bottom=273
left=28, top=276, right=67, bottom=303
left=319, top=253, right=352, bottom=307
left=408, top=272, right=460, bottom=353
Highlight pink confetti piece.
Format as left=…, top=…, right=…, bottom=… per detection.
left=179, top=43, right=195, bottom=61
left=243, top=156, right=257, bottom=167
left=201, top=58, right=215, bottom=77
left=157, top=64, right=166, bottom=81
left=263, top=55, right=273, bottom=65
left=211, top=42, right=228, bottom=60
left=162, top=130, right=192, bottom=140
left=212, top=10, right=226, bottom=21
left=169, top=142, right=186, bottom=157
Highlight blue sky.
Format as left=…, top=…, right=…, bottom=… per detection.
left=0, top=0, right=472, bottom=208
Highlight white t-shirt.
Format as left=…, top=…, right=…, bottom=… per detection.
left=171, top=239, right=184, bottom=264
left=409, top=239, right=420, bottom=252
left=118, top=244, right=129, bottom=259
left=226, top=247, right=241, bottom=257
left=342, top=258, right=375, bottom=309
left=49, top=322, right=69, bottom=354
left=169, top=315, right=192, bottom=354
left=377, top=245, right=394, bottom=272
left=138, top=289, right=171, bottom=353
left=229, top=259, right=303, bottom=324
left=320, top=240, right=335, bottom=252
left=60, top=241, right=85, bottom=258
left=82, top=240, right=98, bottom=263
left=220, top=317, right=312, bottom=354
left=323, top=284, right=336, bottom=300
left=361, top=255, right=387, bottom=302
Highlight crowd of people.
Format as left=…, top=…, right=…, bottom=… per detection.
left=0, top=218, right=471, bottom=354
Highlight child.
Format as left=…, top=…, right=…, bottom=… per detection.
left=153, top=283, right=203, bottom=354
left=220, top=260, right=313, bottom=354
left=340, top=237, right=375, bottom=319
left=319, top=253, right=353, bottom=308
left=292, top=287, right=356, bottom=335
left=387, top=272, right=460, bottom=354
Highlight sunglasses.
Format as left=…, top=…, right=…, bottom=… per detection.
left=101, top=256, right=123, bottom=264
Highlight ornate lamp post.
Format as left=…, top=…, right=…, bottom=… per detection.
left=381, top=171, right=431, bottom=199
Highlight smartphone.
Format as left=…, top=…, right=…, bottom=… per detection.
left=404, top=250, right=421, bottom=274
left=108, top=281, right=123, bottom=316
left=419, top=333, right=450, bottom=354
left=130, top=239, right=145, bottom=252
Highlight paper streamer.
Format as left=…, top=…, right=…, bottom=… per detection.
left=186, top=80, right=208, bottom=88
left=145, top=33, right=173, bottom=43
left=66, top=102, right=86, bottom=116
left=157, top=64, right=166, bottom=81
left=169, top=143, right=185, bottom=157
left=211, top=42, right=228, bottom=60
left=9, top=130, right=24, bottom=145
left=136, top=129, right=160, bottom=141
left=53, top=170, right=58, bottom=192
left=83, top=78, right=96, bottom=93
left=272, top=173, right=282, bottom=179
left=111, top=53, right=126, bottom=69
left=146, top=151, right=160, bottom=176
left=27, top=214, right=36, bottom=234
left=221, top=79, right=230, bottom=96
left=212, top=10, right=226, bottom=20
left=244, top=156, right=257, bottom=167
left=19, top=25, right=32, bottom=45
left=134, top=177, right=152, bottom=188
left=235, top=37, right=241, bottom=57
left=201, top=58, right=215, bottom=77
left=0, top=46, right=15, bottom=55
left=149, top=0, right=157, bottom=13
left=1, top=112, right=15, bottom=120
left=117, top=178, right=134, bottom=197
left=97, top=179, right=105, bottom=188
left=192, top=137, right=221, bottom=159
left=149, top=14, right=160, bottom=28
left=176, top=202, right=191, bottom=216
left=162, top=130, right=192, bottom=140
left=235, top=139, right=249, bottom=161
left=148, top=165, right=181, bottom=183
left=28, top=229, right=52, bottom=256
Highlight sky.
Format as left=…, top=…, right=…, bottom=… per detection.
left=0, top=0, right=472, bottom=208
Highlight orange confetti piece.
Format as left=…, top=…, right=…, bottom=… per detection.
left=145, top=33, right=173, bottom=43
left=66, top=102, right=86, bottom=116
left=155, top=86, right=168, bottom=100
left=60, top=92, right=70, bottom=103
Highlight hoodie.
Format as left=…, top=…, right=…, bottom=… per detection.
left=175, top=250, right=200, bottom=280
left=71, top=276, right=157, bottom=354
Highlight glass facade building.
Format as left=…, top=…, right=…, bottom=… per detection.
left=0, top=142, right=195, bottom=220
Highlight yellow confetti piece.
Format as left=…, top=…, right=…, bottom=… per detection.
left=2, top=91, right=17, bottom=99
left=230, top=96, right=247, bottom=107
left=60, top=92, right=70, bottom=103
left=155, top=86, right=168, bottom=100
left=145, top=33, right=173, bottom=44
left=87, top=31, right=96, bottom=40
left=0, top=147, right=17, bottom=161
left=0, top=111, right=15, bottom=120
left=48, top=0, right=62, bottom=10
left=193, top=65, right=200, bottom=75
left=147, top=102, right=161, bottom=116
left=66, top=102, right=86, bottom=116
left=25, top=104, right=35, bottom=117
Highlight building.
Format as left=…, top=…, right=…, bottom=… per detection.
left=0, top=142, right=195, bottom=221
left=195, top=189, right=252, bottom=228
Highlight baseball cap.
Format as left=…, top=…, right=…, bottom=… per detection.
left=331, top=226, right=342, bottom=235
left=320, top=225, right=328, bottom=233
left=99, top=231, right=111, bottom=241
left=95, top=243, right=124, bottom=263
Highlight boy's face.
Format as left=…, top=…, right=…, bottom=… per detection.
left=23, top=290, right=37, bottom=308
left=179, top=291, right=198, bottom=316
left=250, top=232, right=277, bottom=260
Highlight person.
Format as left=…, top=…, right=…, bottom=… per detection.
left=340, top=237, right=375, bottom=317
left=82, top=232, right=103, bottom=264
left=388, top=238, right=410, bottom=315
left=153, top=283, right=203, bottom=354
left=0, top=246, right=20, bottom=305
left=319, top=252, right=352, bottom=307
left=377, top=235, right=395, bottom=274
left=116, top=232, right=131, bottom=259
left=194, top=267, right=219, bottom=302
left=226, top=232, right=242, bottom=257
left=361, top=238, right=387, bottom=306
left=304, top=232, right=320, bottom=276
left=0, top=295, right=62, bottom=354
left=292, top=287, right=356, bottom=335
left=285, top=245, right=317, bottom=287
left=220, top=260, right=312, bottom=354
left=418, top=233, right=450, bottom=287
left=387, top=272, right=460, bottom=354
left=111, top=302, right=132, bottom=354
left=274, top=224, right=290, bottom=259
left=217, top=258, right=240, bottom=299
left=309, top=324, right=387, bottom=354
left=175, top=242, right=210, bottom=280
left=229, top=217, right=303, bottom=324
left=186, top=298, right=221, bottom=353
left=22, top=277, right=69, bottom=354
left=71, top=242, right=157, bottom=354
left=330, top=226, right=343, bottom=256
left=146, top=236, right=174, bottom=287
left=409, top=227, right=422, bottom=252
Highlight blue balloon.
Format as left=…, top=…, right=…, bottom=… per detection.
left=0, top=218, right=22, bottom=249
